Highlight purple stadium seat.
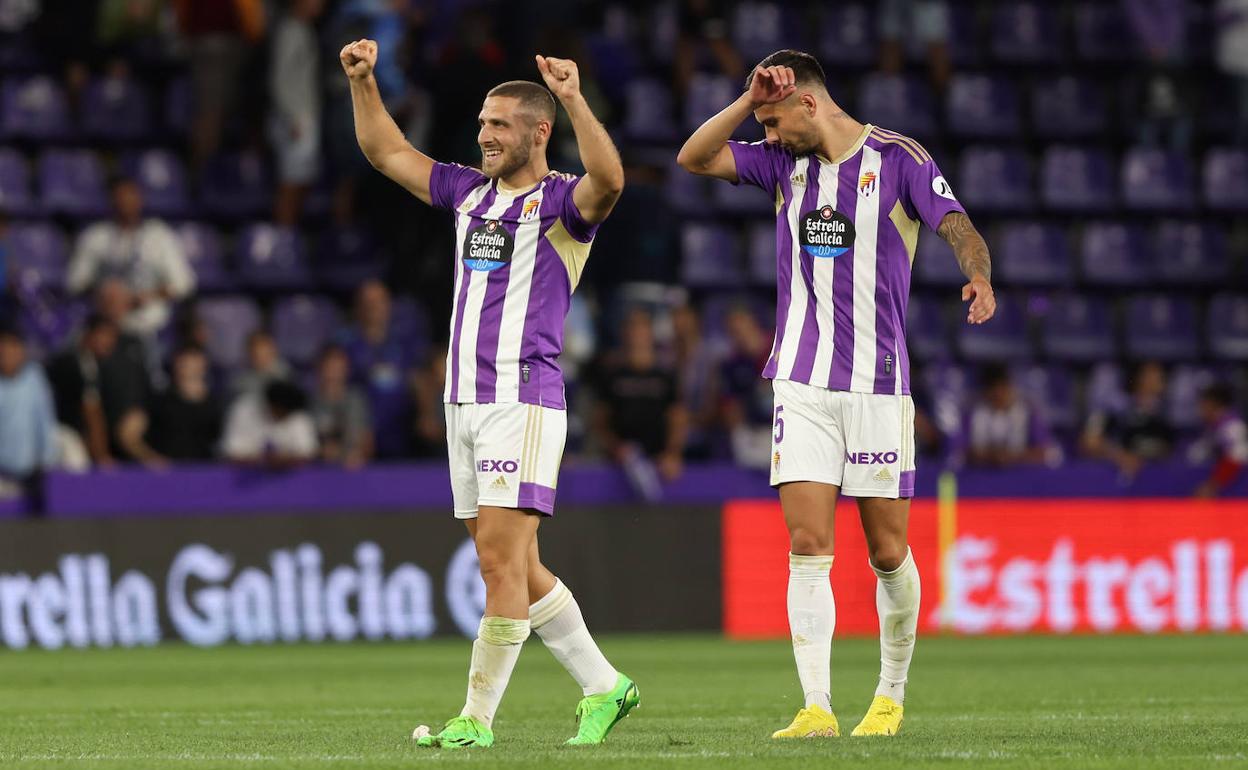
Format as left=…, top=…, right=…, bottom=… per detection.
left=199, top=151, right=271, bottom=219
left=1168, top=364, right=1224, bottom=429
left=314, top=225, right=387, bottom=291
left=38, top=149, right=109, bottom=218
left=818, top=3, right=876, bottom=67
left=1121, top=148, right=1195, bottom=211
left=389, top=296, right=431, bottom=356
left=913, top=230, right=964, bottom=288
left=1123, top=294, right=1200, bottom=361
left=174, top=222, right=232, bottom=293
left=920, top=361, right=973, bottom=411
left=991, top=1, right=1062, bottom=63
left=712, top=176, right=771, bottom=214
left=1079, top=222, right=1153, bottom=287
left=1038, top=293, right=1116, bottom=363
left=0, top=147, right=37, bottom=216
left=196, top=296, right=262, bottom=370
left=1040, top=146, right=1115, bottom=212
left=907, top=294, right=950, bottom=361
left=7, top=221, right=68, bottom=290
left=732, top=2, right=791, bottom=62
left=81, top=75, right=152, bottom=141
left=684, top=73, right=738, bottom=133
left=858, top=73, right=937, bottom=138
left=1013, top=364, right=1077, bottom=430
left=1203, top=147, right=1248, bottom=211
left=996, top=222, right=1073, bottom=287
left=665, top=162, right=710, bottom=214
left=1074, top=1, right=1132, bottom=61
left=1154, top=221, right=1229, bottom=286
left=957, top=147, right=1033, bottom=212
left=235, top=223, right=313, bottom=291
left=946, top=75, right=1021, bottom=138
left=1207, top=294, right=1248, bottom=362
left=956, top=293, right=1031, bottom=362
left=747, top=220, right=776, bottom=285
left=165, top=76, right=193, bottom=135
left=623, top=78, right=676, bottom=143
left=1, top=75, right=71, bottom=140
left=271, top=295, right=342, bottom=368
left=681, top=223, right=744, bottom=288
left=122, top=149, right=191, bottom=218
left=1086, top=362, right=1127, bottom=414
left=1031, top=77, right=1109, bottom=140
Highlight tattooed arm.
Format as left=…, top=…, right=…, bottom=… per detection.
left=938, top=211, right=996, bottom=325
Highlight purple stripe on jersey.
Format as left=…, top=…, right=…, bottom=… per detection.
left=787, top=158, right=824, bottom=382
left=899, top=469, right=916, bottom=497
left=474, top=193, right=530, bottom=402
left=518, top=186, right=569, bottom=408
left=873, top=201, right=910, bottom=394
left=762, top=172, right=796, bottom=379
left=518, top=481, right=557, bottom=515
left=828, top=154, right=863, bottom=391
left=448, top=185, right=499, bottom=403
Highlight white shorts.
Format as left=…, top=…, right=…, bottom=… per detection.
left=769, top=379, right=916, bottom=498
left=445, top=401, right=567, bottom=518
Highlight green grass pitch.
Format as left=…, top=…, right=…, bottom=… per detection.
left=2, top=634, right=1245, bottom=769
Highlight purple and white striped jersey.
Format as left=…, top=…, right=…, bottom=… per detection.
left=728, top=124, right=964, bottom=396
left=430, top=162, right=599, bottom=409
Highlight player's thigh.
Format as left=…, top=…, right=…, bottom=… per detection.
left=837, top=393, right=916, bottom=499
left=770, top=379, right=846, bottom=488
left=446, top=404, right=481, bottom=520
left=857, top=496, right=912, bottom=571
left=779, top=481, right=840, bottom=555
left=474, top=403, right=567, bottom=516
left=474, top=505, right=541, bottom=575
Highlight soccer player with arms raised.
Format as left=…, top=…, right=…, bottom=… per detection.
left=341, top=40, right=638, bottom=748
left=679, top=50, right=995, bottom=738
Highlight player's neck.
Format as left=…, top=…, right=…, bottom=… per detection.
left=816, top=113, right=867, bottom=164
left=496, top=161, right=551, bottom=194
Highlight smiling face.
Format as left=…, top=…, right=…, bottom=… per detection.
left=478, top=95, right=549, bottom=180
left=754, top=95, right=822, bottom=156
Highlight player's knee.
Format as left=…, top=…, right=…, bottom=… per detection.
left=789, top=526, right=833, bottom=555
left=869, top=543, right=907, bottom=572
left=476, top=546, right=526, bottom=587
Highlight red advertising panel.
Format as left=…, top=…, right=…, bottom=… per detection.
left=724, top=499, right=1248, bottom=637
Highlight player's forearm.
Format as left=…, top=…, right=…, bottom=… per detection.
left=938, top=212, right=992, bottom=281
left=561, top=94, right=624, bottom=194
left=676, top=93, right=754, bottom=171
left=348, top=76, right=411, bottom=168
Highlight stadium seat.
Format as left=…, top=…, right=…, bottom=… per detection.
left=906, top=293, right=951, bottom=362
left=81, top=74, right=152, bottom=141
left=1038, top=293, right=1116, bottom=362
left=1121, top=148, right=1195, bottom=211
left=957, top=293, right=1032, bottom=362
left=913, top=230, right=965, bottom=288
left=6, top=221, right=68, bottom=291
left=996, top=222, right=1073, bottom=287
left=314, top=225, right=387, bottom=291
left=684, top=73, right=738, bottom=133
left=1207, top=294, right=1248, bottom=362
left=1073, top=1, right=1133, bottom=61
left=990, top=1, right=1062, bottom=63
left=1123, top=294, right=1200, bottom=361
left=956, top=146, right=1033, bottom=212
left=1031, top=76, right=1110, bottom=140
left=817, top=3, right=876, bottom=67
left=1202, top=147, right=1248, bottom=211
left=731, top=2, right=790, bottom=62
left=0, top=75, right=71, bottom=140
left=122, top=149, right=191, bottom=218
left=857, top=73, right=937, bottom=138
left=1013, top=363, right=1078, bottom=430
left=199, top=151, right=271, bottom=219
left=195, top=295, right=262, bottom=370
left=389, top=296, right=432, bottom=357
left=173, top=222, right=232, bottom=293
left=37, top=149, right=109, bottom=218
left=1167, top=364, right=1225, bottom=429
left=165, top=76, right=193, bottom=136
left=271, top=294, right=342, bottom=368
left=681, top=223, right=744, bottom=288
left=947, top=75, right=1023, bottom=138
left=746, top=220, right=777, bottom=286
left=1086, top=361, right=1127, bottom=414
left=1079, top=222, right=1152, bottom=287
left=918, top=360, right=974, bottom=411
left=0, top=147, right=37, bottom=216
left=235, top=223, right=314, bottom=291
left=622, top=78, right=676, bottom=143
left=1040, top=146, right=1115, bottom=212
left=712, top=175, right=771, bottom=214
left=1154, top=221, right=1229, bottom=286
left=665, top=162, right=710, bottom=215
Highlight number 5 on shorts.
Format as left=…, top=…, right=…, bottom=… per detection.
left=773, top=405, right=784, bottom=444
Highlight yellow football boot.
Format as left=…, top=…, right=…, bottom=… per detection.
left=771, top=704, right=840, bottom=738
left=851, top=695, right=904, bottom=736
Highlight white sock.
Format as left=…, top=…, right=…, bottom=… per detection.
left=787, top=553, right=835, bottom=712
left=530, top=579, right=619, bottom=696
left=872, top=547, right=920, bottom=704
left=461, top=616, right=530, bottom=728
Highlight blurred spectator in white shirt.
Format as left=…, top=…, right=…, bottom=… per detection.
left=222, top=379, right=318, bottom=469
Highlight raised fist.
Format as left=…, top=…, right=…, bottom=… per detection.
left=535, top=55, right=581, bottom=101
left=340, top=39, right=378, bottom=81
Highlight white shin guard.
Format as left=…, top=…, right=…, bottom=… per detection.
left=872, top=547, right=920, bottom=703
left=787, top=553, right=835, bottom=712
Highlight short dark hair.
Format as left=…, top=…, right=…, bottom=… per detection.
left=980, top=363, right=1011, bottom=389
left=264, top=379, right=307, bottom=414
left=0, top=324, right=22, bottom=344
left=1201, top=383, right=1234, bottom=409
left=83, top=313, right=116, bottom=335
left=745, top=49, right=827, bottom=91
left=486, top=80, right=557, bottom=126
left=172, top=344, right=205, bottom=361
left=107, top=174, right=138, bottom=193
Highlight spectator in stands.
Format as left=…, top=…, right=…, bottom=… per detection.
left=1124, top=0, right=1191, bottom=151
left=45, top=315, right=125, bottom=468
left=878, top=0, right=952, bottom=91
left=1081, top=361, right=1175, bottom=478
left=410, top=344, right=447, bottom=458
left=310, top=344, right=373, bottom=469
left=0, top=326, right=57, bottom=492
left=222, top=379, right=318, bottom=469
left=672, top=303, right=719, bottom=459
left=1216, top=0, right=1248, bottom=144
left=337, top=280, right=417, bottom=459
left=173, top=0, right=266, bottom=168
left=230, top=330, right=291, bottom=398
left=1190, top=384, right=1248, bottom=498
left=117, top=346, right=223, bottom=468
left=965, top=365, right=1058, bottom=468
left=94, top=278, right=158, bottom=385
left=67, top=176, right=195, bottom=340
left=269, top=0, right=324, bottom=225
left=591, top=308, right=689, bottom=493
left=674, top=0, right=744, bottom=99
left=718, top=306, right=773, bottom=469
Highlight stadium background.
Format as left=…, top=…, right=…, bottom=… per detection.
left=0, top=0, right=1246, bottom=648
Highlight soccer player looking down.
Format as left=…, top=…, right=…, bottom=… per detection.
left=341, top=39, right=638, bottom=749
left=678, top=49, right=995, bottom=738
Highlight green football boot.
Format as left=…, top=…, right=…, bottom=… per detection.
left=566, top=673, right=640, bottom=745
left=415, top=715, right=494, bottom=749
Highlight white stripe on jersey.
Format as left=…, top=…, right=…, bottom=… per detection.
left=849, top=146, right=883, bottom=393
left=491, top=184, right=546, bottom=402
left=446, top=184, right=494, bottom=402
left=452, top=189, right=516, bottom=403
left=807, top=158, right=840, bottom=389
left=775, top=156, right=819, bottom=380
